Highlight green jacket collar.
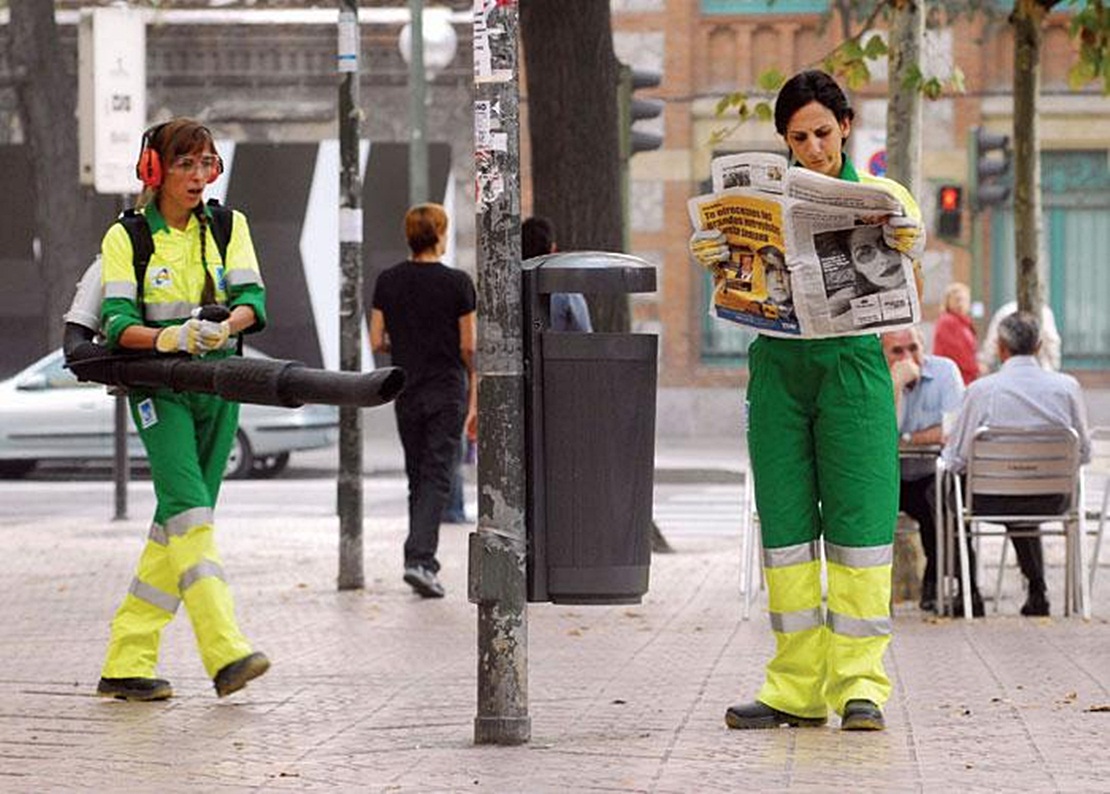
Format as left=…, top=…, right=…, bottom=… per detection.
left=143, top=201, right=211, bottom=234
left=838, top=154, right=860, bottom=183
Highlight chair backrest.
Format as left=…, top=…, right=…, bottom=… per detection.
left=967, top=425, right=1081, bottom=509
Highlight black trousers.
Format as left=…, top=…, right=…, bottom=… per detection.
left=395, top=384, right=467, bottom=573
left=900, top=475, right=979, bottom=595
left=969, top=494, right=1068, bottom=595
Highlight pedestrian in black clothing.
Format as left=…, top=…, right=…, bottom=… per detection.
left=370, top=204, right=477, bottom=598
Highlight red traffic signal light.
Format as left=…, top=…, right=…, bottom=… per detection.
left=937, top=184, right=963, bottom=239
left=939, top=185, right=961, bottom=213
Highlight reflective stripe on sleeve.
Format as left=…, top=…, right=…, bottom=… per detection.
left=827, top=610, right=892, bottom=638
left=164, top=507, right=215, bottom=539
left=179, top=559, right=227, bottom=593
left=763, top=540, right=820, bottom=569
left=768, top=606, right=824, bottom=634
left=225, top=269, right=261, bottom=287
left=128, top=578, right=180, bottom=614
left=824, top=541, right=893, bottom=569
left=144, top=301, right=199, bottom=322
left=104, top=281, right=137, bottom=300
left=147, top=522, right=167, bottom=546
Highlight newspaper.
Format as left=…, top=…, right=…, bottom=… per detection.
left=689, top=152, right=920, bottom=338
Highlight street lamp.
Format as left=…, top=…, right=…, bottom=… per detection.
left=398, top=3, right=458, bottom=206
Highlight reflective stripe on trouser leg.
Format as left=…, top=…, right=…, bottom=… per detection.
left=747, top=337, right=828, bottom=719
left=126, top=391, right=251, bottom=679
left=812, top=336, right=899, bottom=715
left=748, top=336, right=898, bottom=717
left=757, top=542, right=828, bottom=720
left=824, top=542, right=894, bottom=715
left=165, top=509, right=252, bottom=678
left=101, top=523, right=182, bottom=679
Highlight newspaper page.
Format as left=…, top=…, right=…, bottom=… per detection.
left=690, top=152, right=920, bottom=339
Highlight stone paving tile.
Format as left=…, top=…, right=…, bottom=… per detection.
left=2, top=502, right=1109, bottom=792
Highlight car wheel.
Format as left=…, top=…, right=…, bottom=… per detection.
left=225, top=430, right=254, bottom=480
left=251, top=452, right=290, bottom=479
left=0, top=460, right=36, bottom=479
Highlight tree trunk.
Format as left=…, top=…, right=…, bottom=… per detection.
left=885, top=0, right=923, bottom=197
left=1012, top=0, right=1047, bottom=316
left=9, top=0, right=90, bottom=351
left=520, top=0, right=627, bottom=332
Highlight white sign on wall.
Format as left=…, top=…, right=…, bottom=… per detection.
left=78, top=7, right=146, bottom=194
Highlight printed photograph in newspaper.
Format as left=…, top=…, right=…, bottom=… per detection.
left=691, top=193, right=801, bottom=336
left=814, top=223, right=914, bottom=332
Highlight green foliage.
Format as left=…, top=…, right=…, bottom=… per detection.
left=1068, top=0, right=1110, bottom=93
left=823, top=33, right=888, bottom=89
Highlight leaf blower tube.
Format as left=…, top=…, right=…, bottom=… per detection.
left=62, top=305, right=405, bottom=409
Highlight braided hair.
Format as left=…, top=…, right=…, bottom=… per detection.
left=194, top=203, right=217, bottom=306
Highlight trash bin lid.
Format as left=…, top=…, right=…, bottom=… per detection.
left=523, top=251, right=656, bottom=295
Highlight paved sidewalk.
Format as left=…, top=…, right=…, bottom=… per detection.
left=2, top=460, right=1109, bottom=793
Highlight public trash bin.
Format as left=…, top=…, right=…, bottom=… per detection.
left=523, top=251, right=658, bottom=604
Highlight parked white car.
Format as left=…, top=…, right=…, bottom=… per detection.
left=0, top=347, right=338, bottom=479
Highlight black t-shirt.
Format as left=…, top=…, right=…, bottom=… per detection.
left=371, top=260, right=476, bottom=393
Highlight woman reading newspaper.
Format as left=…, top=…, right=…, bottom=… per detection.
left=690, top=70, right=924, bottom=732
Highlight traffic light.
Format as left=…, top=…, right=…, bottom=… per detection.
left=969, top=126, right=1011, bottom=210
left=936, top=184, right=963, bottom=238
left=619, top=64, right=664, bottom=158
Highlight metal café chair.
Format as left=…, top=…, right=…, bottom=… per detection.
left=1083, top=426, right=1109, bottom=598
left=949, top=425, right=1088, bottom=621
left=739, top=465, right=762, bottom=620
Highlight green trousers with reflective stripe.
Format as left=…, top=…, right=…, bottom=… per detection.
left=101, top=389, right=253, bottom=681
left=746, top=334, right=898, bottom=718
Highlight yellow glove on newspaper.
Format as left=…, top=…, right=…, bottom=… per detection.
left=882, top=215, right=926, bottom=259
left=689, top=229, right=729, bottom=273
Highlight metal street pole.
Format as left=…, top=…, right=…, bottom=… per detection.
left=112, top=191, right=130, bottom=521
left=408, top=0, right=428, bottom=205
left=337, top=0, right=364, bottom=590
left=469, top=0, right=529, bottom=745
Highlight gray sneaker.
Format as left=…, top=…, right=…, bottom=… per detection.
left=404, top=566, right=445, bottom=598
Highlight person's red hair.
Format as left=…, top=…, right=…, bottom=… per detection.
left=405, top=203, right=448, bottom=256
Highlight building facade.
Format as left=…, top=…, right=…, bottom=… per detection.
left=1, top=0, right=1106, bottom=394
left=613, top=0, right=1110, bottom=400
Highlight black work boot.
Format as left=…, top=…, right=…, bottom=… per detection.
left=841, top=699, right=885, bottom=731
left=214, top=652, right=270, bottom=698
left=725, top=701, right=827, bottom=729
left=97, top=677, right=173, bottom=701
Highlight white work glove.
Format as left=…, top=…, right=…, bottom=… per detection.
left=154, top=318, right=231, bottom=355
left=198, top=320, right=231, bottom=351
left=882, top=215, right=926, bottom=259
left=189, top=307, right=233, bottom=351
left=155, top=318, right=208, bottom=355
left=688, top=229, right=729, bottom=273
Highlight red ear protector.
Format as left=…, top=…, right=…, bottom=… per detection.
left=135, top=122, right=223, bottom=188
left=135, top=122, right=168, bottom=189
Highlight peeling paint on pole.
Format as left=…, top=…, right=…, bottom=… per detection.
left=470, top=0, right=530, bottom=746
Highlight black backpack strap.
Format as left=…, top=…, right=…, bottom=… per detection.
left=205, top=198, right=242, bottom=353
left=117, top=210, right=155, bottom=311
left=206, top=197, right=233, bottom=264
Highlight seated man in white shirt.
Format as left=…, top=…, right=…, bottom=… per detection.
left=979, top=299, right=1061, bottom=372
left=883, top=327, right=971, bottom=614
left=942, top=311, right=1092, bottom=616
